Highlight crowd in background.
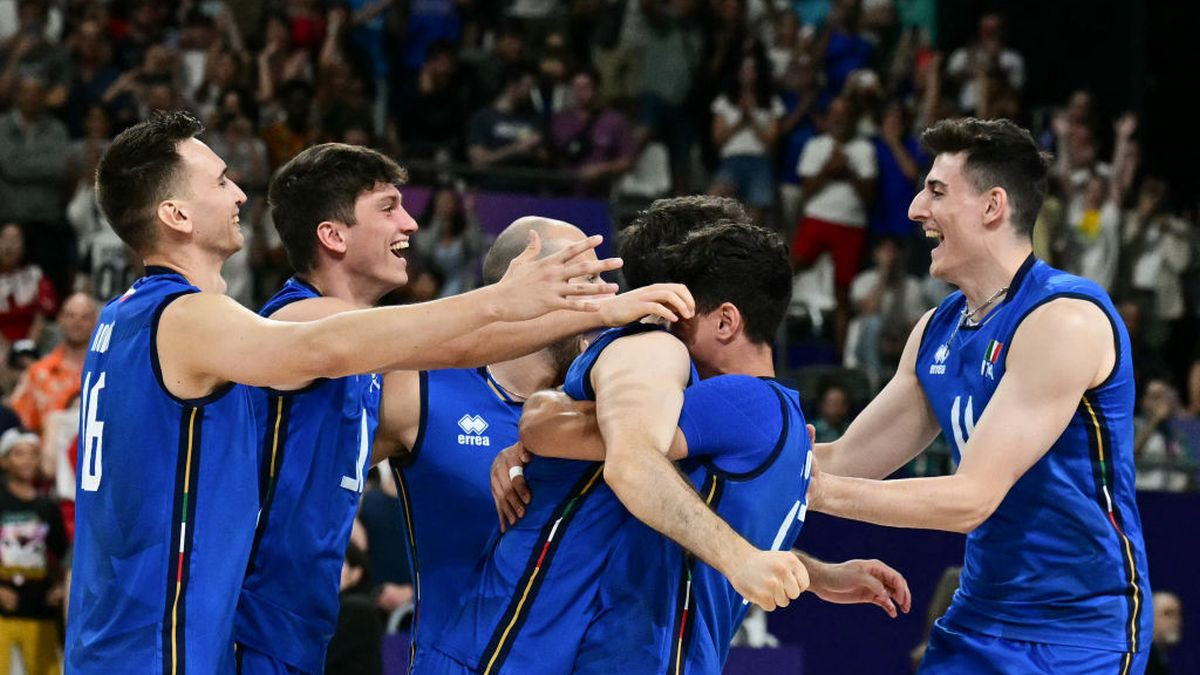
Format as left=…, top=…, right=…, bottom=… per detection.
left=0, top=0, right=1197, bottom=669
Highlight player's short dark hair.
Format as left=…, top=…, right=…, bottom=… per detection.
left=659, top=222, right=792, bottom=345
left=95, top=110, right=204, bottom=253
left=921, top=117, right=1050, bottom=238
left=268, top=143, right=408, bottom=273
left=619, top=196, right=750, bottom=289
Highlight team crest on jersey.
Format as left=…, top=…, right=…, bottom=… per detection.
left=979, top=340, right=1003, bottom=380
left=929, top=343, right=950, bottom=375
left=457, top=414, right=490, bottom=446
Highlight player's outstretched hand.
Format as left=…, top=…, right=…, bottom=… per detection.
left=491, top=442, right=533, bottom=532
left=495, top=232, right=622, bottom=321
left=731, top=550, right=810, bottom=612
left=804, top=557, right=912, bottom=618
left=597, top=283, right=696, bottom=326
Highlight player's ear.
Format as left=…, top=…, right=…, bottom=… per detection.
left=315, top=220, right=348, bottom=255
left=715, top=302, right=741, bottom=342
left=157, top=200, right=192, bottom=236
left=982, top=187, right=1008, bottom=230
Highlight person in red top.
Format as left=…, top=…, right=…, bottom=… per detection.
left=9, top=293, right=98, bottom=435
left=0, top=223, right=57, bottom=347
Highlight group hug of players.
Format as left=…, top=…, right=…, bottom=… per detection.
left=65, top=110, right=1152, bottom=675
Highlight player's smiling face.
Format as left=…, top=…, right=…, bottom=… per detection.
left=174, top=139, right=247, bottom=257
left=344, top=182, right=417, bottom=290
left=909, top=152, right=990, bottom=284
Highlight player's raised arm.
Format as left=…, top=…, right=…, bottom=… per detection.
left=158, top=233, right=619, bottom=397
left=808, top=298, right=1114, bottom=533
left=814, top=308, right=942, bottom=478
left=592, top=332, right=808, bottom=611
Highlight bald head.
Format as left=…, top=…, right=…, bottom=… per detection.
left=482, top=216, right=588, bottom=285
left=60, top=292, right=100, bottom=349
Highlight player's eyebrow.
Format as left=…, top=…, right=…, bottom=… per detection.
left=218, top=166, right=229, bottom=182
left=925, top=178, right=947, bottom=191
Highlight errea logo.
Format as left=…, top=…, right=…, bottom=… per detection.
left=458, top=414, right=490, bottom=446
left=929, top=343, right=950, bottom=375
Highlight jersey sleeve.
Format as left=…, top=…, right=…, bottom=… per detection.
left=677, top=375, right=785, bottom=475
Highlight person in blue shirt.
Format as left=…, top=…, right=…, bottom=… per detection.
left=368, top=215, right=694, bottom=673
left=66, top=112, right=626, bottom=674
left=808, top=117, right=1153, bottom=674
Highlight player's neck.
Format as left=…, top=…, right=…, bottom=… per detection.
left=488, top=353, right=557, bottom=401
left=956, top=243, right=1032, bottom=318
left=698, top=341, right=775, bottom=380
left=303, top=266, right=382, bottom=308
left=142, top=249, right=227, bottom=294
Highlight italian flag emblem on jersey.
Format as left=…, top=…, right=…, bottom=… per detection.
left=985, top=340, right=1004, bottom=364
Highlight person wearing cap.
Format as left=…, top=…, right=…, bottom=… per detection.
left=0, top=427, right=67, bottom=675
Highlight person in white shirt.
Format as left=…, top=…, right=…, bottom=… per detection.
left=708, top=50, right=784, bottom=224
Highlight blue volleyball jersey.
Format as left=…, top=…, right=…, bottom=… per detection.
left=432, top=324, right=696, bottom=674
left=915, top=255, right=1152, bottom=656
left=575, top=376, right=813, bottom=675
left=233, top=278, right=381, bottom=673
left=66, top=267, right=259, bottom=674
left=390, top=366, right=523, bottom=671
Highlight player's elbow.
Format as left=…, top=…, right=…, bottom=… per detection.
left=950, top=486, right=1003, bottom=534
left=601, top=455, right=639, bottom=496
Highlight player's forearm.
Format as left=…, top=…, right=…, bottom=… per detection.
left=809, top=473, right=995, bottom=534
left=301, top=286, right=507, bottom=376
left=449, top=309, right=600, bottom=365
left=604, top=442, right=754, bottom=576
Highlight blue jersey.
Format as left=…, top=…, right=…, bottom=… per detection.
left=234, top=278, right=381, bottom=673
left=432, top=324, right=696, bottom=674
left=391, top=367, right=522, bottom=671
left=576, top=375, right=813, bottom=675
left=67, top=267, right=259, bottom=674
left=915, top=255, right=1152, bottom=654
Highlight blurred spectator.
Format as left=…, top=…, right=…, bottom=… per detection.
left=1134, top=379, right=1192, bottom=491
left=261, top=79, right=316, bottom=170
left=766, top=9, right=804, bottom=82
left=399, top=38, right=473, bottom=161
left=636, top=0, right=704, bottom=195
left=945, top=13, right=1024, bottom=115
left=324, top=542, right=383, bottom=675
left=192, top=49, right=245, bottom=127
left=0, top=428, right=68, bottom=675
left=0, top=223, right=56, bottom=348
left=466, top=65, right=547, bottom=191
left=1120, top=178, right=1190, bottom=346
left=9, top=292, right=94, bottom=436
left=0, top=76, right=69, bottom=225
left=0, top=0, right=69, bottom=110
left=551, top=67, right=636, bottom=196
left=413, top=187, right=485, bottom=298
left=588, top=0, right=648, bottom=105
left=255, top=12, right=314, bottom=110
left=466, top=20, right=528, bottom=105
left=869, top=100, right=927, bottom=239
left=777, top=54, right=821, bottom=228
left=532, top=32, right=572, bottom=131
left=815, top=0, right=875, bottom=98
left=1052, top=113, right=1137, bottom=291
left=1148, top=590, right=1183, bottom=674
left=63, top=18, right=119, bottom=137
left=112, top=0, right=169, bottom=72
left=398, top=0, right=463, bottom=82
left=793, top=96, right=876, bottom=351
left=708, top=48, right=783, bottom=224
left=846, top=237, right=927, bottom=388
left=813, top=382, right=851, bottom=442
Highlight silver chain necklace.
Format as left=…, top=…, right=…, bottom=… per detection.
left=961, top=286, right=1009, bottom=327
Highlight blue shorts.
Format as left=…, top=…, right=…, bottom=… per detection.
left=235, top=643, right=306, bottom=675
left=919, top=620, right=1149, bottom=675
left=714, top=154, right=777, bottom=208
